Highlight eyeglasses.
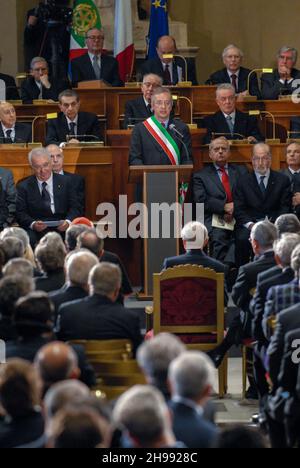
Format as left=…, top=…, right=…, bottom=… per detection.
left=86, top=35, right=104, bottom=41
left=252, top=157, right=271, bottom=163
left=279, top=55, right=294, bottom=61
left=143, top=82, right=160, bottom=88
left=154, top=100, right=172, bottom=108
left=33, top=67, right=48, bottom=72
left=60, top=102, right=79, bottom=109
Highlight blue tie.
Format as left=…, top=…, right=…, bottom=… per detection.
left=226, top=115, right=234, bottom=135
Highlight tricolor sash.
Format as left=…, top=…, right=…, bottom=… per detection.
left=143, top=116, right=181, bottom=165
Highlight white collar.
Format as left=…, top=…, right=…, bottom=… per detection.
left=36, top=172, right=53, bottom=187
left=66, top=115, right=78, bottom=125
left=227, top=69, right=240, bottom=77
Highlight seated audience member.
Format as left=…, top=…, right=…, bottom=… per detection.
left=71, top=28, right=122, bottom=87
left=124, top=73, right=162, bottom=128
left=281, top=142, right=300, bottom=218
left=77, top=229, right=133, bottom=301
left=234, top=143, right=292, bottom=265
left=35, top=233, right=66, bottom=293
left=49, top=250, right=99, bottom=317
left=21, top=57, right=70, bottom=103
left=203, top=84, right=263, bottom=144
left=168, top=351, right=218, bottom=449
left=3, top=258, right=34, bottom=278
left=16, top=148, right=80, bottom=247
left=261, top=46, right=300, bottom=100
left=0, top=54, right=20, bottom=100
left=0, top=274, right=34, bottom=342
left=65, top=224, right=90, bottom=252
left=209, top=221, right=278, bottom=398
left=206, top=44, right=260, bottom=98
left=0, top=102, right=32, bottom=143
left=262, top=244, right=300, bottom=341
left=46, top=144, right=85, bottom=214
left=137, top=333, right=186, bottom=401
left=113, top=385, right=184, bottom=449
left=193, top=137, right=248, bottom=269
left=0, top=167, right=16, bottom=229
left=141, top=35, right=198, bottom=86
left=129, top=87, right=192, bottom=165
left=46, top=90, right=102, bottom=145
left=0, top=359, right=44, bottom=448
left=44, top=380, right=90, bottom=423
left=56, top=263, right=143, bottom=354
left=47, top=405, right=111, bottom=449
left=35, top=341, right=89, bottom=397
left=0, top=227, right=39, bottom=272
left=1, top=236, right=24, bottom=263
left=215, top=426, right=268, bottom=449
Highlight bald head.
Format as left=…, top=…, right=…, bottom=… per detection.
left=35, top=342, right=80, bottom=395
left=156, top=35, right=177, bottom=65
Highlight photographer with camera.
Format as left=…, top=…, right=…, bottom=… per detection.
left=24, top=1, right=72, bottom=80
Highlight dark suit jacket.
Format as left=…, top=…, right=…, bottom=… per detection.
left=101, top=251, right=133, bottom=296
left=203, top=110, right=264, bottom=144
left=63, top=171, right=85, bottom=214
left=46, top=111, right=102, bottom=145
left=49, top=284, right=87, bottom=318
left=268, top=303, right=300, bottom=388
left=71, top=53, right=122, bottom=87
left=234, top=170, right=292, bottom=226
left=124, top=96, right=152, bottom=129
left=16, top=173, right=80, bottom=229
left=141, top=57, right=198, bottom=86
left=193, top=163, right=248, bottom=230
left=206, top=67, right=261, bottom=98
left=0, top=72, right=20, bottom=100
left=251, top=267, right=295, bottom=344
left=169, top=401, right=217, bottom=449
left=261, top=68, right=300, bottom=100
left=129, top=118, right=192, bottom=165
left=56, top=294, right=143, bottom=354
left=232, top=251, right=276, bottom=315
left=163, top=249, right=228, bottom=304
left=20, top=76, right=70, bottom=103
left=0, top=167, right=16, bottom=228
left=276, top=328, right=300, bottom=393
left=289, top=118, right=300, bottom=143
left=0, top=123, right=32, bottom=144
left=35, top=269, right=65, bottom=294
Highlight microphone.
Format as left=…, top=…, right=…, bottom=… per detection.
left=246, top=68, right=273, bottom=98
left=169, top=124, right=191, bottom=164
left=211, top=132, right=248, bottom=143
left=248, top=110, right=280, bottom=144
left=66, top=134, right=101, bottom=142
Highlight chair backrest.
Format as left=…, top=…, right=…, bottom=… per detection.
left=68, top=339, right=133, bottom=361
left=153, top=265, right=225, bottom=344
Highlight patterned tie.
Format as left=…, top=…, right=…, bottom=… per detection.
left=41, top=182, right=52, bottom=213
left=163, top=64, right=172, bottom=85
left=69, top=122, right=76, bottom=137
left=226, top=115, right=234, bottom=135
left=219, top=167, right=233, bottom=202
left=92, top=55, right=101, bottom=80
left=259, top=175, right=266, bottom=194
left=231, top=74, right=238, bottom=93
left=5, top=129, right=13, bottom=143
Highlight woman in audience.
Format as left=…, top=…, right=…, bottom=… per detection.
left=35, top=232, right=66, bottom=293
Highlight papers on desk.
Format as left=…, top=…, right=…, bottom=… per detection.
left=43, top=220, right=64, bottom=228
left=212, top=214, right=236, bottom=231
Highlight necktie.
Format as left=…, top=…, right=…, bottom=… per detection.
left=69, top=122, right=76, bottom=137
left=226, top=115, right=234, bottom=135
left=259, top=175, right=266, bottom=194
left=5, top=129, right=13, bottom=143
left=92, top=55, right=101, bottom=80
left=163, top=64, right=172, bottom=85
left=231, top=74, right=238, bottom=93
left=41, top=182, right=52, bottom=213
left=219, top=167, right=233, bottom=202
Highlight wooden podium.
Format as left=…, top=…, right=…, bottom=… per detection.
left=129, top=165, right=193, bottom=298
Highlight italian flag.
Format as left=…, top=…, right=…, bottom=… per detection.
left=114, top=0, right=135, bottom=82
left=70, top=0, right=102, bottom=62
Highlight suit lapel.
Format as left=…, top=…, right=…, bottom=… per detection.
left=83, top=54, right=96, bottom=80
left=208, top=165, right=226, bottom=195
left=228, top=165, right=238, bottom=191
left=250, top=172, right=264, bottom=199
left=61, top=115, right=71, bottom=139
left=53, top=174, right=62, bottom=213
left=265, top=171, right=276, bottom=198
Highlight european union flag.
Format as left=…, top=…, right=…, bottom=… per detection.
left=147, top=0, right=169, bottom=59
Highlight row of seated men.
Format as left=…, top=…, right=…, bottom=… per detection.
left=3, top=32, right=300, bottom=102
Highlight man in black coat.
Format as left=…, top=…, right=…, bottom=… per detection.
left=71, top=28, right=122, bottom=87
left=0, top=62, right=20, bottom=100
left=46, top=144, right=85, bottom=214
left=234, top=143, right=292, bottom=265
left=124, top=73, right=162, bottom=128
left=0, top=167, right=17, bottom=229
left=193, top=137, right=248, bottom=268
left=21, top=57, right=70, bottom=103
left=203, top=84, right=263, bottom=144
left=261, top=46, right=300, bottom=100
left=46, top=89, right=102, bottom=145
left=56, top=262, right=143, bottom=354
left=281, top=142, right=300, bottom=218
left=16, top=148, right=80, bottom=246
left=129, top=87, right=192, bottom=165
left=141, top=35, right=198, bottom=86
left=206, top=44, right=260, bottom=98
left=0, top=102, right=32, bottom=143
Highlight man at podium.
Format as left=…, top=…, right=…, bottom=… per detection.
left=129, top=87, right=192, bottom=166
